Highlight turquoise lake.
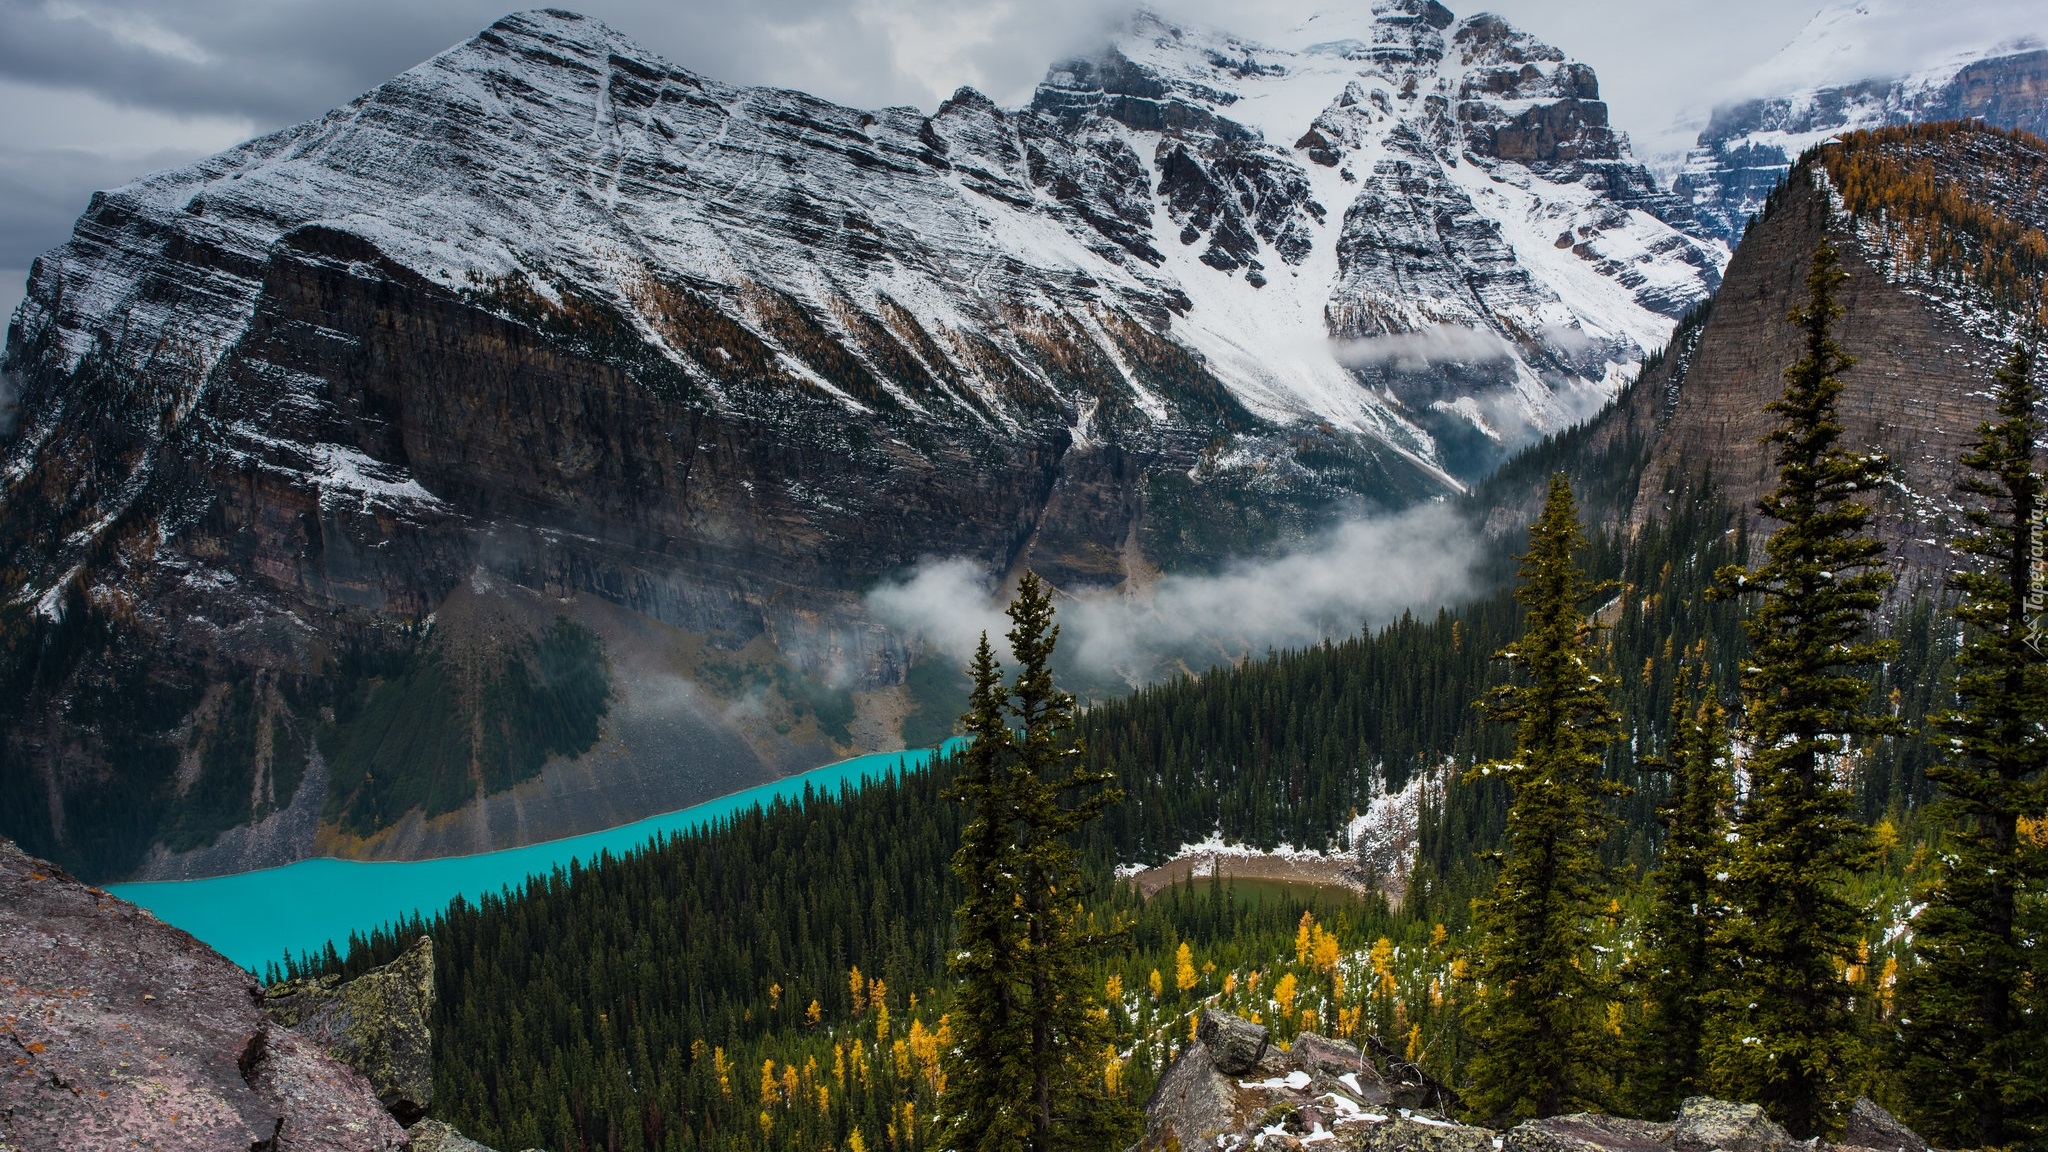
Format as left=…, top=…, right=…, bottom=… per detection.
left=107, top=741, right=961, bottom=973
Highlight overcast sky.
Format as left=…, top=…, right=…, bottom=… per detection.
left=3, top=0, right=2044, bottom=320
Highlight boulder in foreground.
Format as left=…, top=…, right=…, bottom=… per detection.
left=0, top=837, right=405, bottom=1151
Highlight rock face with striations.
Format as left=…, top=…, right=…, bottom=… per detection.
left=1481, top=121, right=2048, bottom=594
left=1632, top=124, right=2047, bottom=583
left=0, top=3, right=1721, bottom=883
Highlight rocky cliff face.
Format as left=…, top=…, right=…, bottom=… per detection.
left=0, top=4, right=1719, bottom=881
left=1625, top=123, right=2048, bottom=587
left=1482, top=122, right=2048, bottom=600
left=0, top=834, right=515, bottom=1151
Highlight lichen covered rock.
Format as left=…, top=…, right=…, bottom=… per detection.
left=1508, top=1113, right=1675, bottom=1152
left=1357, top=1116, right=1500, bottom=1152
left=1673, top=1097, right=1795, bottom=1152
left=405, top=1117, right=503, bottom=1152
left=1199, top=1008, right=1273, bottom=1075
left=263, top=936, right=436, bottom=1124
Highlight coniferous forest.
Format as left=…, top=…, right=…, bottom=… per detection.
left=282, top=134, right=2048, bottom=1152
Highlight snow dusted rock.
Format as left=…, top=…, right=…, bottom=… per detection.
left=1139, top=1013, right=1450, bottom=1152
left=1048, top=2, right=1721, bottom=473
left=1672, top=1097, right=1796, bottom=1152
left=1841, top=1098, right=1926, bottom=1152
left=1200, top=1008, right=1273, bottom=1074
left=1139, top=1021, right=1835, bottom=1152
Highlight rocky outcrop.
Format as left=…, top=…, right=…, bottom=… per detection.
left=1199, top=1007, right=1273, bottom=1074
left=1843, top=1098, right=1927, bottom=1152
left=1671, top=1098, right=1794, bottom=1152
left=262, top=937, right=436, bottom=1125
left=1627, top=127, right=2048, bottom=587
left=0, top=834, right=508, bottom=1151
left=1138, top=1011, right=1931, bottom=1152
left=1145, top=1041, right=1246, bottom=1146
left=1508, top=1113, right=1674, bottom=1152
left=0, top=835, right=405, bottom=1150
left=405, top=1118, right=504, bottom=1152
left=1140, top=1013, right=1404, bottom=1151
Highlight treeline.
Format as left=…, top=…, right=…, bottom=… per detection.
left=293, top=454, right=1967, bottom=1152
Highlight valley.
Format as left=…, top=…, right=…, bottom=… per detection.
left=3, top=2, right=2048, bottom=1151
left=1, top=0, right=1720, bottom=883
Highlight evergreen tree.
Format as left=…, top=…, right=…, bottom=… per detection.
left=1464, top=475, right=1623, bottom=1124
left=1627, top=657, right=1732, bottom=1117
left=1895, top=341, right=2048, bottom=1151
left=1707, top=238, right=1895, bottom=1139
left=1003, top=571, right=1130, bottom=1151
left=942, top=634, right=1032, bottom=1152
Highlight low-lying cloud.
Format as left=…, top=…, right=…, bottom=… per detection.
left=1333, top=325, right=1514, bottom=372
left=868, top=501, right=1479, bottom=686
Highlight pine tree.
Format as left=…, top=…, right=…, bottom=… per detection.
left=941, top=573, right=1130, bottom=1152
left=942, top=634, right=1032, bottom=1152
left=1706, top=237, right=1895, bottom=1139
left=1895, top=341, right=2048, bottom=1150
left=1627, top=658, right=1732, bottom=1116
left=1003, top=571, right=1130, bottom=1152
left=1464, top=474, right=1623, bottom=1124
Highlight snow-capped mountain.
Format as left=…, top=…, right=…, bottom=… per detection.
left=1673, top=0, right=2048, bottom=246
left=10, top=3, right=1717, bottom=502
left=1035, top=4, right=1721, bottom=469
left=0, top=3, right=1722, bottom=878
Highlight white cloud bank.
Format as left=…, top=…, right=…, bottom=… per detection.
left=868, top=502, right=1479, bottom=684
